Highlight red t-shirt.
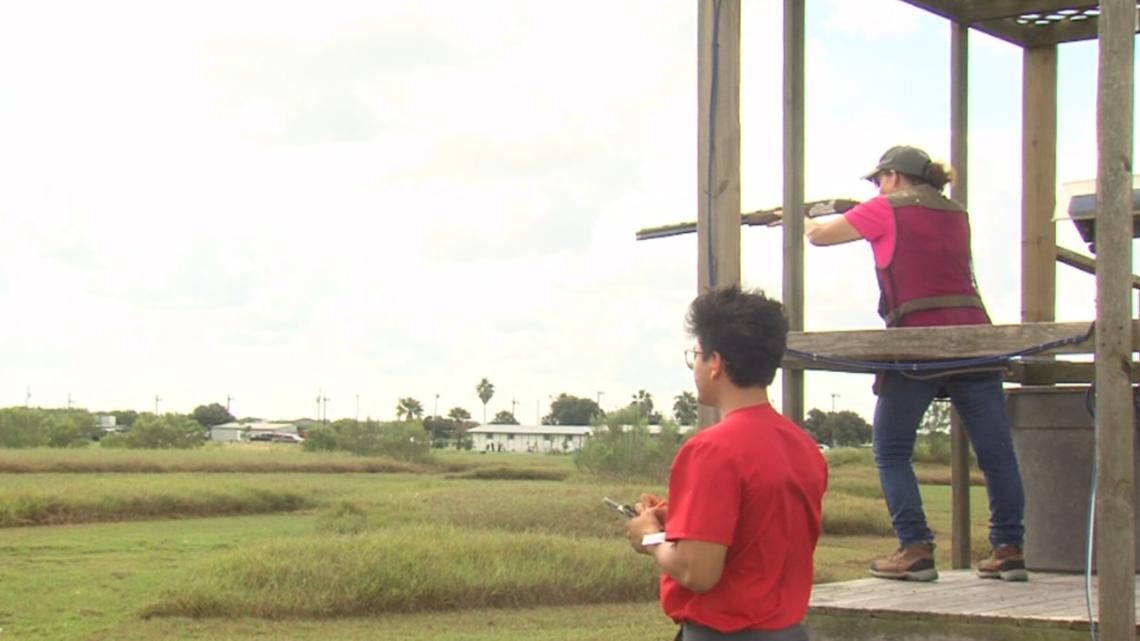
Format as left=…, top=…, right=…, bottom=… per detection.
left=660, top=404, right=828, bottom=632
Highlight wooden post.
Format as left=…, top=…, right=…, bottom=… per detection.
left=949, top=21, right=971, bottom=570
left=1021, top=45, right=1057, bottom=326
left=697, top=0, right=741, bottom=428
left=781, top=0, right=805, bottom=425
left=1095, top=1, right=1135, bottom=638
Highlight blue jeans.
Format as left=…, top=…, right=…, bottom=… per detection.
left=873, top=370, right=1025, bottom=550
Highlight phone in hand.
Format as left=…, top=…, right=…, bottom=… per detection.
left=603, top=497, right=638, bottom=519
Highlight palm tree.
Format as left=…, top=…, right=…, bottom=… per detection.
left=476, top=378, right=495, bottom=424
left=395, top=397, right=424, bottom=422
left=631, top=389, right=654, bottom=418
left=673, top=391, right=698, bottom=426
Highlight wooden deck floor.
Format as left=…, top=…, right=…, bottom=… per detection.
left=807, top=570, right=1138, bottom=640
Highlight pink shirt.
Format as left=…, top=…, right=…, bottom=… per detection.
left=843, top=196, right=895, bottom=269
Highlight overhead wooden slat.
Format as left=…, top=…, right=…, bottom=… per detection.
left=959, top=0, right=1096, bottom=23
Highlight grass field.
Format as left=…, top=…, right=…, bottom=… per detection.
left=0, top=446, right=991, bottom=640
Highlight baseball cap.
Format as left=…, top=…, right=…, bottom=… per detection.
left=863, top=145, right=932, bottom=181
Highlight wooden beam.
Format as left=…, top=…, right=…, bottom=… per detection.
left=1095, top=0, right=1136, bottom=637
left=969, top=20, right=1033, bottom=47
left=1022, top=45, right=1057, bottom=324
left=1021, top=16, right=1103, bottom=46
left=783, top=321, right=1116, bottom=366
left=949, top=20, right=971, bottom=571
left=895, top=0, right=963, bottom=22
left=696, top=0, right=741, bottom=428
left=1007, top=359, right=1140, bottom=383
left=782, top=0, right=806, bottom=426
left=959, top=0, right=1098, bottom=23
left=950, top=407, right=971, bottom=569
left=1056, top=245, right=1140, bottom=288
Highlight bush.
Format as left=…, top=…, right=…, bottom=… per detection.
left=0, top=408, right=96, bottom=448
left=299, top=420, right=431, bottom=462
left=100, top=414, right=205, bottom=450
left=913, top=431, right=952, bottom=464
left=574, top=407, right=687, bottom=482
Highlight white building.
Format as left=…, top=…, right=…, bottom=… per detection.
left=467, top=424, right=591, bottom=453
left=210, top=421, right=299, bottom=442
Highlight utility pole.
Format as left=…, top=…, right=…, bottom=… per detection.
left=830, top=393, right=839, bottom=413
left=154, top=395, right=161, bottom=414
left=355, top=394, right=360, bottom=422
left=596, top=391, right=604, bottom=407
left=434, top=393, right=440, bottom=418
left=511, top=398, right=518, bottom=419
left=226, top=394, right=233, bottom=412
left=322, top=394, right=330, bottom=423
left=24, top=386, right=30, bottom=408
left=315, top=390, right=323, bottom=422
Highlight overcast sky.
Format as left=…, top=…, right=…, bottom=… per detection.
left=0, top=1, right=1132, bottom=423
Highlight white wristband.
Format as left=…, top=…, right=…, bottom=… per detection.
left=641, top=532, right=667, bottom=547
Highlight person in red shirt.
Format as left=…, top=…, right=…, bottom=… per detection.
left=626, top=286, right=828, bottom=640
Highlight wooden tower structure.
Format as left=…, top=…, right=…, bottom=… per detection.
left=689, top=1, right=1137, bottom=638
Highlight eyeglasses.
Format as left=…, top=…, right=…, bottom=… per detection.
left=684, top=347, right=703, bottom=370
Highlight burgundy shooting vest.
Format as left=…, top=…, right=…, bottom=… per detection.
left=877, top=184, right=990, bottom=328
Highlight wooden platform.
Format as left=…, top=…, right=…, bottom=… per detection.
left=807, top=570, right=1139, bottom=641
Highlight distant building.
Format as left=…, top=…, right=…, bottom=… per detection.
left=210, top=421, right=298, bottom=443
left=466, top=424, right=591, bottom=453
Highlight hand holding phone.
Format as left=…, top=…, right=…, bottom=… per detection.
left=603, top=497, right=638, bottom=519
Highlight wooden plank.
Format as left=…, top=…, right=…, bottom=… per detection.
left=784, top=321, right=1110, bottom=367
left=782, top=0, right=805, bottom=426
left=959, top=0, right=1101, bottom=22
left=969, top=20, right=1033, bottom=46
left=1022, top=45, right=1058, bottom=325
left=949, top=20, right=972, bottom=571
left=1095, top=2, right=1137, bottom=639
left=895, top=0, right=964, bottom=21
left=1056, top=245, right=1140, bottom=289
left=696, top=0, right=741, bottom=428
left=1007, top=359, right=1140, bottom=383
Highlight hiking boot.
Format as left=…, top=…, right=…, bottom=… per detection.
left=977, top=544, right=1028, bottom=581
left=869, top=541, right=938, bottom=581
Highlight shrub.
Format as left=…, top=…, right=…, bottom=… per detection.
left=0, top=408, right=96, bottom=448
left=100, top=414, right=205, bottom=450
left=574, top=407, right=686, bottom=482
left=299, top=419, right=431, bottom=462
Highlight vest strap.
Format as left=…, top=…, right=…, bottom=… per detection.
left=884, top=295, right=985, bottom=326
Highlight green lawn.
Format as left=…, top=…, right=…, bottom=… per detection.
left=0, top=447, right=991, bottom=641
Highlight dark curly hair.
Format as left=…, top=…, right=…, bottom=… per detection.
left=685, top=286, right=788, bottom=388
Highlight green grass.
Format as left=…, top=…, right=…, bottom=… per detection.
left=0, top=445, right=443, bottom=474
left=0, top=446, right=996, bottom=641
left=0, top=475, right=314, bottom=526
left=143, top=525, right=659, bottom=619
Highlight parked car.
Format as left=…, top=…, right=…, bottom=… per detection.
left=247, top=432, right=275, bottom=442
left=270, top=432, right=304, bottom=443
